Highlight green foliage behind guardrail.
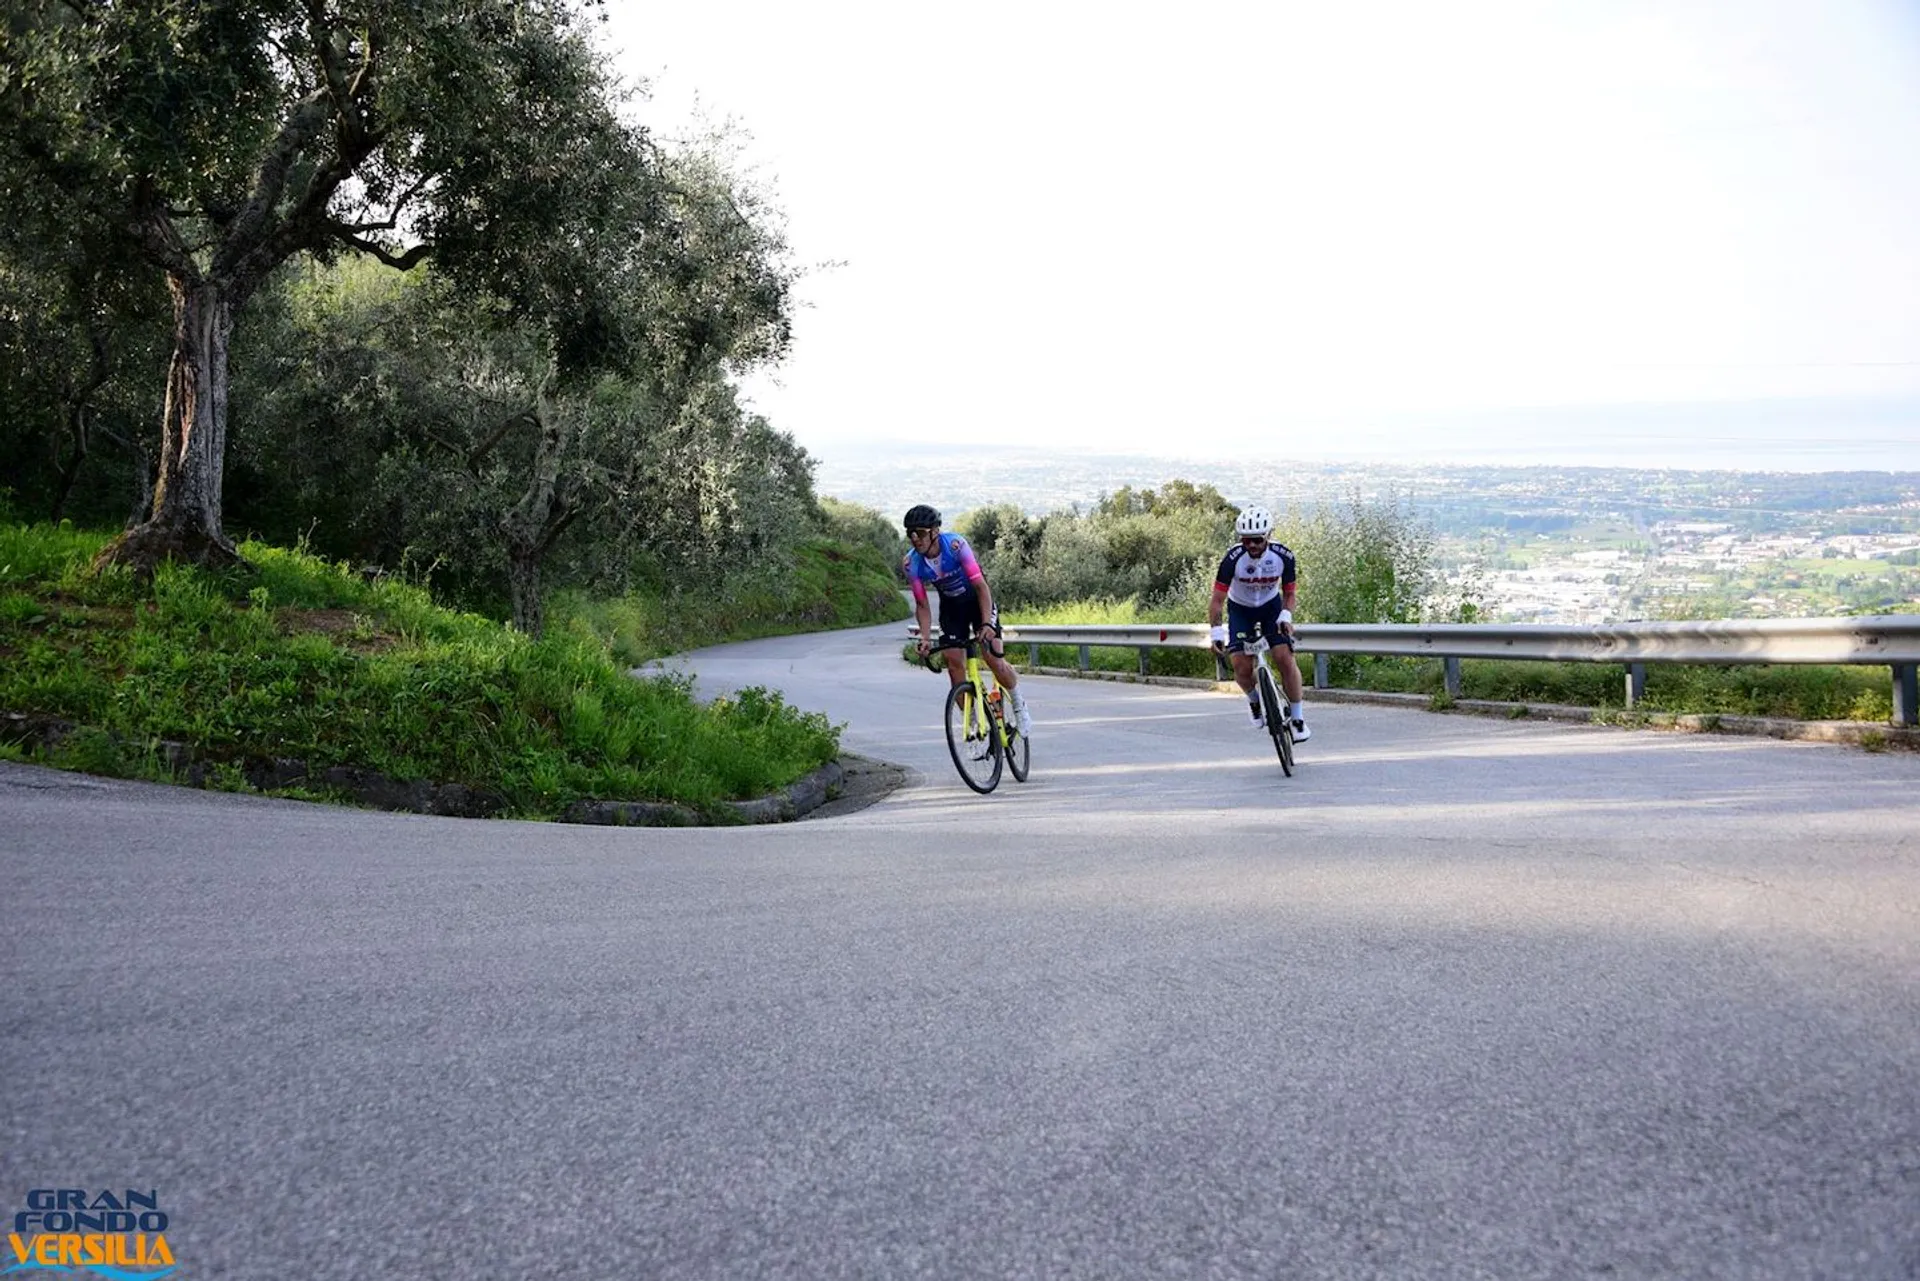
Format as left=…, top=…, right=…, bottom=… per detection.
left=986, top=598, right=1896, bottom=721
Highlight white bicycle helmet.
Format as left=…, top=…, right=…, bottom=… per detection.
left=1235, top=506, right=1274, bottom=538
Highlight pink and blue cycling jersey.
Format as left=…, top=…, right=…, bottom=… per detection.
left=904, top=532, right=986, bottom=603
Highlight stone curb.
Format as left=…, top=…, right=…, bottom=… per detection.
left=0, top=710, right=863, bottom=820
left=560, top=758, right=848, bottom=827
left=1012, top=666, right=1920, bottom=751
left=0, top=711, right=509, bottom=816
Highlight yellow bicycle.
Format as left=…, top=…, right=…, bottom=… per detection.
left=927, top=640, right=1030, bottom=794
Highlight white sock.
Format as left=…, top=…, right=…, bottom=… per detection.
left=1288, top=701, right=1303, bottom=720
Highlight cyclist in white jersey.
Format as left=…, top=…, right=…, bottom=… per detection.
left=1207, top=505, right=1311, bottom=741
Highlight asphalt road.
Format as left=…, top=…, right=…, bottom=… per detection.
left=4, top=618, right=1917, bottom=1279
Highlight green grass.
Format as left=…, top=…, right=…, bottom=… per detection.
left=1355, top=655, right=1891, bottom=720
left=1779, top=557, right=1891, bottom=578
left=552, top=537, right=908, bottom=668
left=0, top=522, right=852, bottom=818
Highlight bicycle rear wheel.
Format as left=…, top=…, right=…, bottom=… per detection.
left=944, top=681, right=1002, bottom=793
left=1257, top=664, right=1291, bottom=776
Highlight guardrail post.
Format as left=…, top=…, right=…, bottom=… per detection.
left=1078, top=644, right=1091, bottom=672
left=1313, top=653, right=1329, bottom=689
left=1443, top=657, right=1462, bottom=698
left=1137, top=647, right=1150, bottom=676
left=1625, top=662, right=1647, bottom=708
left=1029, top=643, right=1040, bottom=668
left=1894, top=663, right=1918, bottom=728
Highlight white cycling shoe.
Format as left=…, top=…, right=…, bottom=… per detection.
left=1290, top=718, right=1311, bottom=742
left=1248, top=703, right=1265, bottom=728
left=1014, top=700, right=1032, bottom=736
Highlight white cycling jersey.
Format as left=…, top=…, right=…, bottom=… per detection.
left=1213, top=541, right=1297, bottom=608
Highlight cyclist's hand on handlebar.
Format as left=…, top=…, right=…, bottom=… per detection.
left=1208, top=623, right=1228, bottom=651
left=916, top=636, right=931, bottom=658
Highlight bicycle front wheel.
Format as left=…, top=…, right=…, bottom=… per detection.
left=944, top=682, right=1003, bottom=793
left=1257, top=664, right=1291, bottom=776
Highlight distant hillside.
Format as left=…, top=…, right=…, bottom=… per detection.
left=816, top=445, right=1920, bottom=531
left=815, top=448, right=1920, bottom=622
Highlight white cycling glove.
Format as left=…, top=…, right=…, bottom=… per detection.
left=1277, top=609, right=1293, bottom=627
left=1209, top=624, right=1228, bottom=646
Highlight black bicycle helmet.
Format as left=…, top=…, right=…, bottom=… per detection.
left=903, top=504, right=941, bottom=530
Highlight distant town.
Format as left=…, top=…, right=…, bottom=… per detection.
left=816, top=447, right=1920, bottom=623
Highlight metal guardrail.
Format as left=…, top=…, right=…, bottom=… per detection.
left=910, top=617, right=1920, bottom=726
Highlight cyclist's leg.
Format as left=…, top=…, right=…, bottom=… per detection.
left=972, top=600, right=1033, bottom=733
left=1226, top=601, right=1265, bottom=726
left=1265, top=618, right=1309, bottom=737
left=1224, top=600, right=1258, bottom=694
left=975, top=600, right=1020, bottom=692
left=1273, top=638, right=1305, bottom=703
left=1251, top=598, right=1305, bottom=710
left=935, top=593, right=971, bottom=686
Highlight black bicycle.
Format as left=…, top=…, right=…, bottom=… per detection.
left=1243, top=630, right=1295, bottom=776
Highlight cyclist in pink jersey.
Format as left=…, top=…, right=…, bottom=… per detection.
left=901, top=504, right=1031, bottom=735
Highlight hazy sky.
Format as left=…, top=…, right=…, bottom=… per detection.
left=602, top=1, right=1920, bottom=469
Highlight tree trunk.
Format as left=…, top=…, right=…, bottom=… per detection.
left=506, top=544, right=544, bottom=638
left=500, top=387, right=577, bottom=635
left=92, top=276, right=243, bottom=573
left=50, top=326, right=114, bottom=524
left=49, top=407, right=88, bottom=525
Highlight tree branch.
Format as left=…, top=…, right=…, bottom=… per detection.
left=126, top=181, right=198, bottom=279
left=469, top=409, right=536, bottom=470
left=213, top=89, right=332, bottom=275
left=329, top=227, right=431, bottom=270
left=536, top=502, right=582, bottom=558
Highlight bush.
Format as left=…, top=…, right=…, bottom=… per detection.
left=956, top=479, right=1473, bottom=627
left=0, top=522, right=849, bottom=817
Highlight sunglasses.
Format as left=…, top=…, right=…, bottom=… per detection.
left=1240, top=536, right=1268, bottom=547
left=908, top=527, right=938, bottom=538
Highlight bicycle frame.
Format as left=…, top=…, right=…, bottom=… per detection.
left=964, top=652, right=998, bottom=735
left=930, top=637, right=1029, bottom=793
left=925, top=637, right=1011, bottom=745
left=1242, top=631, right=1295, bottom=776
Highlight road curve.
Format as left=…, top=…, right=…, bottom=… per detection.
left=3, top=618, right=1917, bottom=1279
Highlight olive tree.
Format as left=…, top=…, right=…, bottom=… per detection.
left=0, top=0, right=664, bottom=572
left=0, top=204, right=169, bottom=525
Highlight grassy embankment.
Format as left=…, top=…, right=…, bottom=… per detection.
left=974, top=598, right=1897, bottom=723
left=551, top=538, right=906, bottom=666
left=1, top=521, right=907, bottom=818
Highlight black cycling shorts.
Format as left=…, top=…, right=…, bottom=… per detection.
left=936, top=588, right=1002, bottom=654
left=1225, top=597, right=1292, bottom=656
